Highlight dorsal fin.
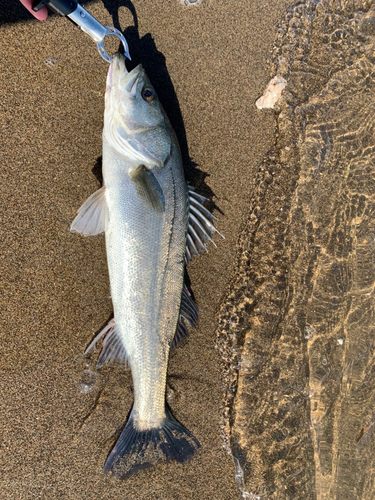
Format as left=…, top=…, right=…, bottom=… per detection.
left=171, top=285, right=198, bottom=349
left=185, top=187, right=223, bottom=264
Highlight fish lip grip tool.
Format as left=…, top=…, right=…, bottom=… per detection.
left=32, top=0, right=131, bottom=62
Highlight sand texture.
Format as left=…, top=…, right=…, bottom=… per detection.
left=217, top=1, right=375, bottom=498
left=0, top=0, right=291, bottom=498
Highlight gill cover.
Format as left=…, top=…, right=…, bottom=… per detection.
left=104, top=54, right=172, bottom=169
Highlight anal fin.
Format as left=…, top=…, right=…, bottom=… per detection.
left=85, top=318, right=128, bottom=368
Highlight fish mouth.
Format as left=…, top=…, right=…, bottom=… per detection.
left=124, top=66, right=144, bottom=96
left=112, top=52, right=128, bottom=78
left=107, top=53, right=144, bottom=97
left=106, top=52, right=128, bottom=91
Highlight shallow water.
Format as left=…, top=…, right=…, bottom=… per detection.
left=217, top=0, right=375, bottom=498
left=3, top=0, right=374, bottom=497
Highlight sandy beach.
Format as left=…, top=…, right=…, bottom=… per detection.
left=1, top=0, right=291, bottom=498
left=4, top=0, right=375, bottom=498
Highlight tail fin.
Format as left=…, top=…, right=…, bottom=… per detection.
left=104, top=405, right=200, bottom=479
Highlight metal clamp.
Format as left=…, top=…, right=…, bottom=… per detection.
left=33, top=0, right=131, bottom=63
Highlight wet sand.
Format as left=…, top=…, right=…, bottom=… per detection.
left=1, top=1, right=290, bottom=498
left=217, top=1, right=375, bottom=498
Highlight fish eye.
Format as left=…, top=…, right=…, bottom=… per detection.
left=142, top=87, right=155, bottom=102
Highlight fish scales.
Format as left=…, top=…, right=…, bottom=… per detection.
left=71, top=53, right=220, bottom=478
left=103, top=133, right=188, bottom=429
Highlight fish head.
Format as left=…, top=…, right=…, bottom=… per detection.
left=104, top=53, right=172, bottom=169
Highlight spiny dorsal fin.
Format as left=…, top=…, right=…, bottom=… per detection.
left=70, top=186, right=107, bottom=236
left=185, top=187, right=223, bottom=264
left=85, top=318, right=128, bottom=368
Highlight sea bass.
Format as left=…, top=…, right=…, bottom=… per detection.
left=71, top=53, right=219, bottom=478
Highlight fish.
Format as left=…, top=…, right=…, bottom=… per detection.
left=71, top=52, right=220, bottom=478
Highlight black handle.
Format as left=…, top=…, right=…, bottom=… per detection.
left=32, top=0, right=78, bottom=16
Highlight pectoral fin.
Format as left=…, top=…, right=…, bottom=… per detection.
left=129, top=165, right=164, bottom=213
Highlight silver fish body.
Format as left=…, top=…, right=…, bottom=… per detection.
left=71, top=53, right=219, bottom=478
left=103, top=120, right=187, bottom=431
